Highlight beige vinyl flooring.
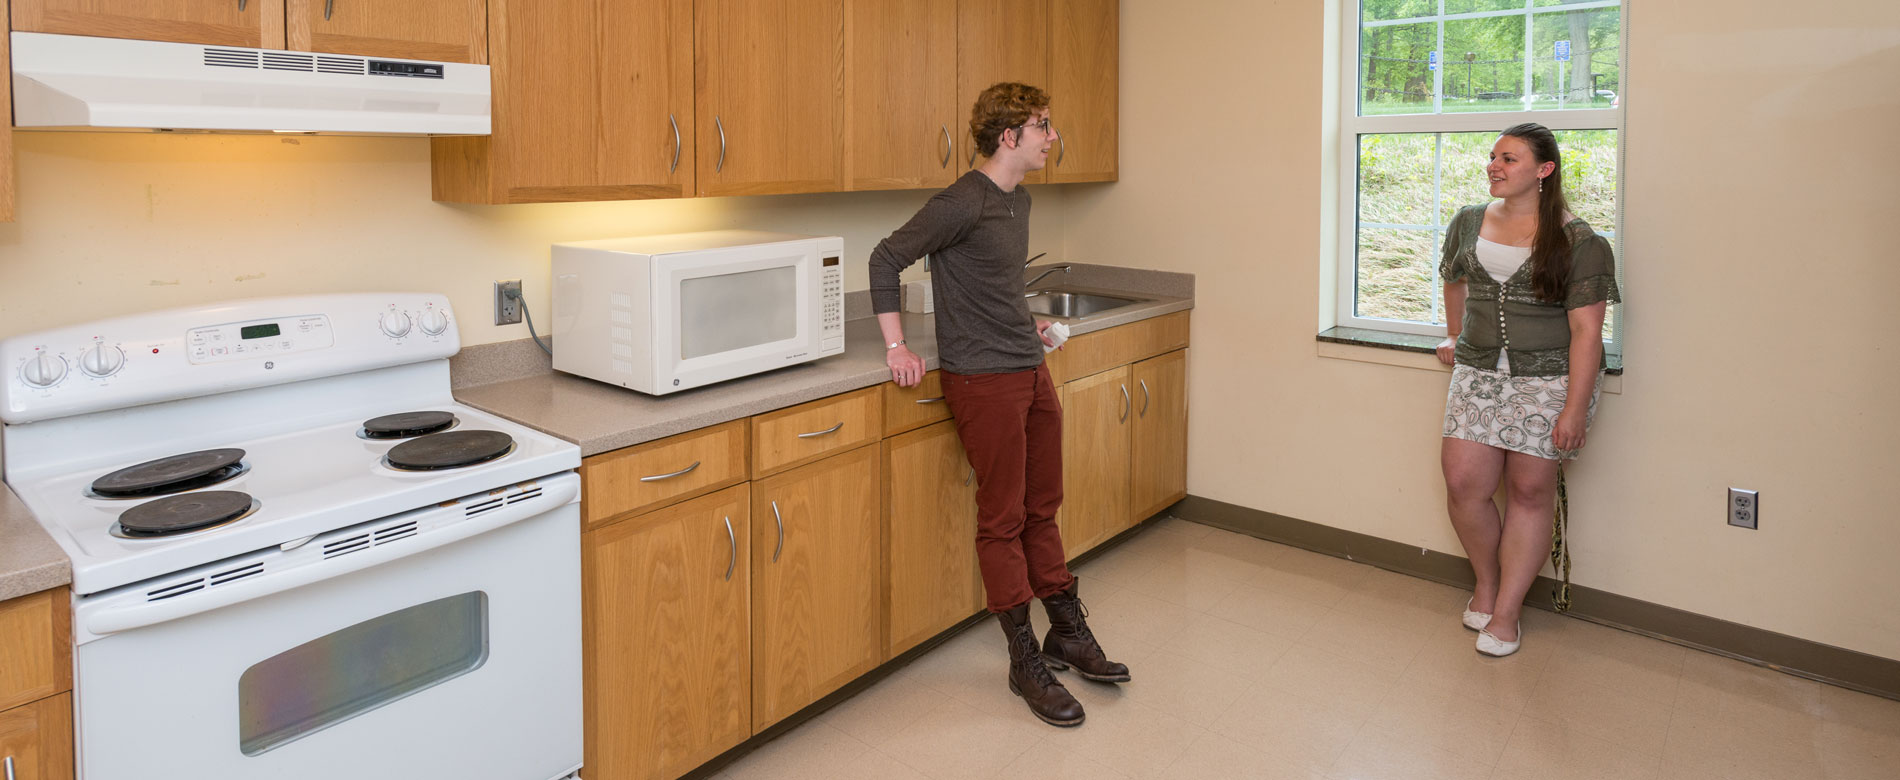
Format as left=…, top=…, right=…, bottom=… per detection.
left=710, top=518, right=1900, bottom=780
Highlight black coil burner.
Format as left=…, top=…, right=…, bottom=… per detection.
left=384, top=430, right=515, bottom=472
left=360, top=411, right=457, bottom=440
left=115, top=490, right=257, bottom=538
left=89, top=449, right=248, bottom=499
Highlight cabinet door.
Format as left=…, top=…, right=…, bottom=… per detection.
left=12, top=0, right=285, bottom=49
left=844, top=0, right=957, bottom=191
left=884, top=420, right=981, bottom=656
left=954, top=0, right=1048, bottom=184
left=696, top=0, right=844, bottom=197
left=1129, top=349, right=1187, bottom=528
left=583, top=485, right=751, bottom=780
left=751, top=444, right=881, bottom=731
left=1047, top=0, right=1116, bottom=182
left=1059, top=366, right=1129, bottom=557
left=0, top=588, right=71, bottom=713
left=431, top=0, right=694, bottom=204
left=0, top=694, right=74, bottom=780
left=285, top=0, right=486, bottom=63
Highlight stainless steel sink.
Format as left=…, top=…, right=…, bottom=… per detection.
left=1023, top=289, right=1146, bottom=319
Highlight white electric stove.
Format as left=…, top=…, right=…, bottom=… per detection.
left=1, top=293, right=583, bottom=780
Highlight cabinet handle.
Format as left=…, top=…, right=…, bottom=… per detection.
left=723, top=515, right=736, bottom=581
left=965, top=466, right=974, bottom=486
left=715, top=115, right=727, bottom=173
left=1120, top=383, right=1130, bottom=423
left=5, top=755, right=14, bottom=780
left=1056, top=130, right=1066, bottom=166
left=940, top=124, right=952, bottom=169
left=669, top=114, right=681, bottom=174
left=770, top=500, right=784, bottom=563
left=238, top=0, right=248, bottom=11
left=638, top=460, right=699, bottom=482
left=914, top=397, right=944, bottom=405
left=968, top=145, right=978, bottom=168
left=1139, top=379, right=1150, bottom=417
left=324, top=0, right=334, bottom=21
left=796, top=421, right=844, bottom=439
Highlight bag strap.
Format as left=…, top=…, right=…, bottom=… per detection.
left=1550, top=463, right=1573, bottom=613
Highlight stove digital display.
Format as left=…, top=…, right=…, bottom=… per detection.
left=241, top=323, right=282, bottom=340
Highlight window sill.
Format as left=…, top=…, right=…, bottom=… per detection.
left=1315, top=327, right=1623, bottom=395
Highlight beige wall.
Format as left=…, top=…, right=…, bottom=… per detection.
left=1064, top=0, right=1900, bottom=660
left=0, top=133, right=1066, bottom=345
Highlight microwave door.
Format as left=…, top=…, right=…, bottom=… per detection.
left=658, top=250, right=815, bottom=387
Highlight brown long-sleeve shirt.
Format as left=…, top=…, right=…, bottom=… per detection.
left=868, top=171, right=1043, bottom=374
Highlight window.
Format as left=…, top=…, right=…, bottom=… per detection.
left=1338, top=0, right=1625, bottom=344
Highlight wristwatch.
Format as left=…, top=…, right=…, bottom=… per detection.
left=886, top=339, right=906, bottom=350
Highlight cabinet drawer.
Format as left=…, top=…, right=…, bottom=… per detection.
left=582, top=420, right=749, bottom=529
left=0, top=693, right=74, bottom=780
left=0, top=589, right=71, bottom=712
left=751, top=387, right=882, bottom=478
left=1047, top=311, right=1190, bottom=384
left=882, top=371, right=952, bottom=437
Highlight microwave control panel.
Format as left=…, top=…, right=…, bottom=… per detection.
left=821, top=255, right=843, bottom=352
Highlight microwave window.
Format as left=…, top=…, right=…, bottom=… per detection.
left=680, top=266, right=798, bottom=359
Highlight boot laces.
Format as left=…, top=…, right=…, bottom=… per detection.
left=1012, top=624, right=1059, bottom=687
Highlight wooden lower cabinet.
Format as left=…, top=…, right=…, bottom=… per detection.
left=1059, top=365, right=1130, bottom=558
left=0, top=693, right=73, bottom=780
left=583, top=486, right=752, bottom=780
left=883, top=419, right=982, bottom=656
left=749, top=444, right=882, bottom=731
left=1129, top=349, right=1188, bottom=528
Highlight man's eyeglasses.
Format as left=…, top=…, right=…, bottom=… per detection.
left=1017, top=117, right=1052, bottom=134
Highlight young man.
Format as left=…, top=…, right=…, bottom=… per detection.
left=868, top=83, right=1129, bottom=728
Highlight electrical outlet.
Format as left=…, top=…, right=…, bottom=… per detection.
left=1728, top=488, right=1759, bottom=529
left=493, top=280, right=522, bottom=326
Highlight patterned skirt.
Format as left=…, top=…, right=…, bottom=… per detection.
left=1443, top=364, right=1602, bottom=461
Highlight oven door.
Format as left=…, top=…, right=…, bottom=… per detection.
left=72, top=475, right=582, bottom=780
left=655, top=242, right=818, bottom=391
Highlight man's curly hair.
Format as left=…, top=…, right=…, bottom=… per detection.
left=970, top=82, right=1050, bottom=158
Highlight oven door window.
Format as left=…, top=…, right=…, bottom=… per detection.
left=237, top=591, right=489, bottom=756
left=679, top=266, right=797, bottom=359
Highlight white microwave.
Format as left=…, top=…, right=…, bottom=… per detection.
left=551, top=230, right=845, bottom=394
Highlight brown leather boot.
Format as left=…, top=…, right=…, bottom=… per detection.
left=1040, top=584, right=1131, bottom=683
left=996, top=604, right=1085, bottom=727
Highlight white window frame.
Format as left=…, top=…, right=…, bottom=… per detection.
left=1336, top=0, right=1627, bottom=340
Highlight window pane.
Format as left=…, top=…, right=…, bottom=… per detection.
left=1361, top=0, right=1437, bottom=23
left=1358, top=133, right=1437, bottom=226
left=1446, top=0, right=1525, bottom=13
left=1359, top=22, right=1437, bottom=115
left=1441, top=14, right=1527, bottom=113
left=1531, top=8, right=1621, bottom=109
left=1355, top=228, right=1442, bottom=323
left=1439, top=131, right=1496, bottom=224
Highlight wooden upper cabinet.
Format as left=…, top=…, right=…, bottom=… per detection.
left=954, top=0, right=1049, bottom=184
left=285, top=0, right=486, bottom=64
left=1047, top=0, right=1116, bottom=182
left=12, top=0, right=286, bottom=49
left=696, top=0, right=844, bottom=197
left=844, top=0, right=957, bottom=192
left=431, top=0, right=695, bottom=204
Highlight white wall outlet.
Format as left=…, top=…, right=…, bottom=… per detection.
left=494, top=279, right=522, bottom=326
left=1729, top=488, right=1759, bottom=529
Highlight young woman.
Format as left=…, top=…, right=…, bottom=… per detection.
left=1435, top=123, right=1620, bottom=657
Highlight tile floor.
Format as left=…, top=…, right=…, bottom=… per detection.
left=711, top=518, right=1900, bottom=780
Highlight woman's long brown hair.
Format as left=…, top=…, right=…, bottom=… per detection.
left=1501, top=123, right=1571, bottom=303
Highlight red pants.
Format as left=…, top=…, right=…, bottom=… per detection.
left=942, top=363, right=1075, bottom=612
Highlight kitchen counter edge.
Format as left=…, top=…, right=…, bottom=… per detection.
left=0, top=481, right=72, bottom=602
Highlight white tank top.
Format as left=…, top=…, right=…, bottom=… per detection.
left=1473, top=236, right=1533, bottom=370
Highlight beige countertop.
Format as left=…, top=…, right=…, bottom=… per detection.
left=0, top=481, right=71, bottom=602
left=452, top=264, right=1194, bottom=457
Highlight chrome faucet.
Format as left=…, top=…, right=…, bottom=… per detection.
left=1024, top=264, right=1072, bottom=290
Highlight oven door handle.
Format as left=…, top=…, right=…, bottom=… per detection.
left=83, top=473, right=581, bottom=638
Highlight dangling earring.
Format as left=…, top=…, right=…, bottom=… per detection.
left=1537, top=177, right=1544, bottom=194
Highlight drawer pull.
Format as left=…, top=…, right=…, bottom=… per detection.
left=1120, top=383, right=1130, bottom=423
left=638, top=460, right=701, bottom=482
left=771, top=501, right=785, bottom=563
left=723, top=516, right=736, bottom=581
left=796, top=421, right=845, bottom=439
left=914, top=397, right=945, bottom=405
left=1139, top=379, right=1150, bottom=417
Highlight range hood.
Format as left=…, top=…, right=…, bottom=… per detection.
left=10, top=32, right=490, bottom=136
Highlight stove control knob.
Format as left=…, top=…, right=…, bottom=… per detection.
left=20, top=352, right=67, bottom=388
left=79, top=343, right=125, bottom=377
left=417, top=308, right=450, bottom=336
left=378, top=310, right=413, bottom=338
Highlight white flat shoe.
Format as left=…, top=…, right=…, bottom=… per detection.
left=1462, top=599, right=1492, bottom=632
left=1476, top=622, right=1521, bottom=657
